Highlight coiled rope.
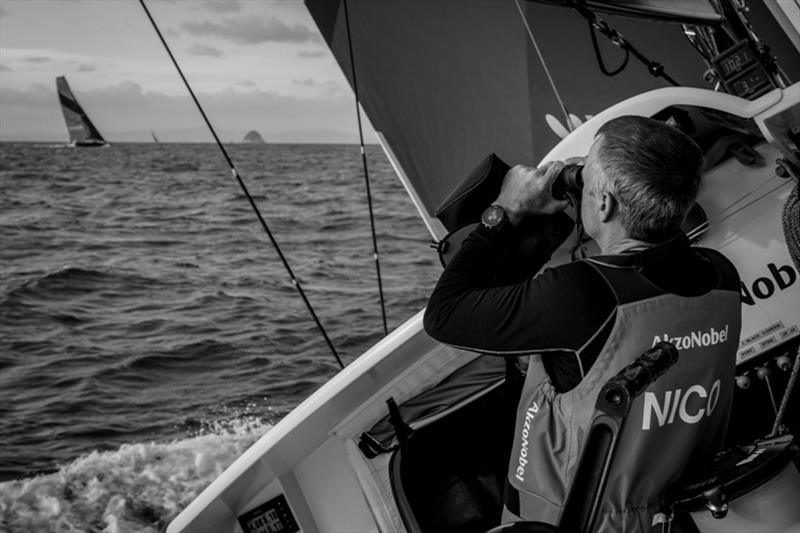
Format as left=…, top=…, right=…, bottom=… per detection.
left=770, top=175, right=800, bottom=436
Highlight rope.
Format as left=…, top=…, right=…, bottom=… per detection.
left=783, top=177, right=800, bottom=270
left=770, top=177, right=800, bottom=436
left=569, top=1, right=680, bottom=86
left=514, top=0, right=575, bottom=133
left=342, top=0, right=389, bottom=336
left=686, top=178, right=786, bottom=241
left=138, top=0, right=343, bottom=369
left=587, top=18, right=629, bottom=76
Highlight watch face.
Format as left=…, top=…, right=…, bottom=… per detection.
left=482, top=205, right=506, bottom=228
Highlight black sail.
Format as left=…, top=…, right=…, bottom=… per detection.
left=56, top=76, right=107, bottom=147
left=305, top=0, right=800, bottom=233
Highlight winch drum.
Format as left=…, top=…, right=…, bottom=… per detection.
left=670, top=434, right=800, bottom=533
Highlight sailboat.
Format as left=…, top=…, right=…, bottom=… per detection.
left=167, top=1, right=800, bottom=532
left=55, top=75, right=108, bottom=147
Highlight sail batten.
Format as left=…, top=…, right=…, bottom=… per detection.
left=56, top=76, right=107, bottom=147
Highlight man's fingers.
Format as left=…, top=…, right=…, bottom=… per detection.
left=541, top=160, right=566, bottom=189
left=563, top=156, right=585, bottom=166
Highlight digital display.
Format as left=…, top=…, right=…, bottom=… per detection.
left=712, top=40, right=775, bottom=99
left=238, top=495, right=299, bottom=533
left=247, top=509, right=283, bottom=533
left=718, top=47, right=755, bottom=77
left=726, top=66, right=772, bottom=99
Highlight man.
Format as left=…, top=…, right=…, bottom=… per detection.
left=424, top=115, right=742, bottom=531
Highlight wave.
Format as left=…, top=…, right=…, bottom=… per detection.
left=0, top=417, right=272, bottom=533
left=128, top=340, right=239, bottom=372
left=154, top=162, right=200, bottom=173
left=1, top=266, right=160, bottom=303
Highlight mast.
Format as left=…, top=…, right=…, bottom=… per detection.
left=55, top=76, right=107, bottom=147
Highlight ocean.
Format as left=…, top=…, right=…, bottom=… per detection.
left=0, top=142, right=441, bottom=532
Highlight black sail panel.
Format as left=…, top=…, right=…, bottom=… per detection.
left=56, top=76, right=106, bottom=145
left=305, top=0, right=800, bottom=221
left=308, top=1, right=555, bottom=217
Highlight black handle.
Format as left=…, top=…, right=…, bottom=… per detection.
left=597, top=341, right=678, bottom=415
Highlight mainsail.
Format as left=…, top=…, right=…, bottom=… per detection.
left=306, top=0, right=800, bottom=239
left=56, top=76, right=107, bottom=147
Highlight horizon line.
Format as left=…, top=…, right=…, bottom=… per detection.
left=0, top=139, right=381, bottom=145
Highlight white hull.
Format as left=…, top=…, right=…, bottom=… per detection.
left=168, top=85, right=800, bottom=533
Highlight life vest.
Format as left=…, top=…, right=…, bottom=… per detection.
left=503, top=251, right=741, bottom=532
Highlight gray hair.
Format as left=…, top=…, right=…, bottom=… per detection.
left=595, top=115, right=703, bottom=242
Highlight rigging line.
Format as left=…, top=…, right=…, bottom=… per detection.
left=587, top=18, right=629, bottom=76
left=686, top=179, right=788, bottom=241
left=138, top=0, right=343, bottom=369
left=514, top=0, right=575, bottom=133
left=569, top=1, right=680, bottom=86
left=342, top=0, right=389, bottom=336
left=687, top=181, right=784, bottom=241
left=687, top=176, right=781, bottom=239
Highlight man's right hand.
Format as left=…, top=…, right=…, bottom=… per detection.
left=492, top=161, right=570, bottom=225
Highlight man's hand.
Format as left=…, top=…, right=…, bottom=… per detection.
left=493, top=161, right=570, bottom=225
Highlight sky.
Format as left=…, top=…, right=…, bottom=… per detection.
left=0, top=0, right=376, bottom=143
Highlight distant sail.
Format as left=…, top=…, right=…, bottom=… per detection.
left=151, top=131, right=160, bottom=143
left=56, top=76, right=107, bottom=147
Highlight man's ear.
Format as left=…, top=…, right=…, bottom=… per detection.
left=599, top=191, right=617, bottom=223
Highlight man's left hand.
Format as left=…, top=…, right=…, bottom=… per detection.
left=493, top=161, right=571, bottom=225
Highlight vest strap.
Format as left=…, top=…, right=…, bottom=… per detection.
left=504, top=478, right=521, bottom=516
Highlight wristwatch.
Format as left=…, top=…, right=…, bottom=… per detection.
left=481, top=204, right=508, bottom=230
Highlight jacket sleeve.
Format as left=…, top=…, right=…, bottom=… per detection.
left=423, top=223, right=613, bottom=355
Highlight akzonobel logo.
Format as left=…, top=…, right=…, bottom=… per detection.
left=651, top=325, right=729, bottom=350
left=514, top=402, right=539, bottom=482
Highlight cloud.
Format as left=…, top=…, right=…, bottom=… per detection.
left=292, top=78, right=338, bottom=89
left=298, top=50, right=326, bottom=59
left=180, top=16, right=320, bottom=44
left=24, top=56, right=52, bottom=63
left=77, top=64, right=95, bottom=72
left=238, top=80, right=257, bottom=88
left=292, top=78, right=317, bottom=87
left=0, top=64, right=10, bottom=72
left=187, top=43, right=223, bottom=57
left=324, top=85, right=347, bottom=97
left=202, top=0, right=242, bottom=14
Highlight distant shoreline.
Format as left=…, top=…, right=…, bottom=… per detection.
left=0, top=140, right=381, bottom=146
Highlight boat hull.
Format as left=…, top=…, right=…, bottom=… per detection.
left=168, top=86, right=800, bottom=533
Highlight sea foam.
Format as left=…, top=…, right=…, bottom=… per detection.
left=0, top=417, right=271, bottom=533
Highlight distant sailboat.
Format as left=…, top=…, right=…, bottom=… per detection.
left=151, top=131, right=160, bottom=143
left=56, top=76, right=107, bottom=147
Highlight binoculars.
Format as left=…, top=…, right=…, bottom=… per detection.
left=552, top=164, right=584, bottom=201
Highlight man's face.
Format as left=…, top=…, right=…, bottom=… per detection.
left=580, top=136, right=606, bottom=240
